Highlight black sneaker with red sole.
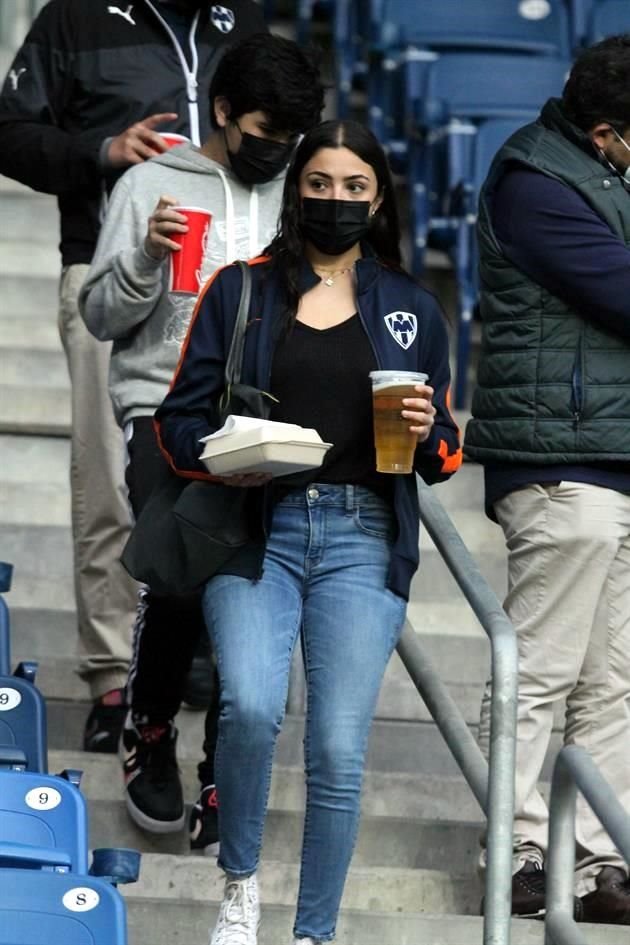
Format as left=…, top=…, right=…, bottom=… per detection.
left=189, top=783, right=220, bottom=855
left=121, top=713, right=185, bottom=833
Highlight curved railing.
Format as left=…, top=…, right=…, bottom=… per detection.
left=400, top=477, right=518, bottom=945
left=545, top=745, right=630, bottom=945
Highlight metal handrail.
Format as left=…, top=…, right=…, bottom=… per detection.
left=397, top=477, right=518, bottom=945
left=0, top=561, right=12, bottom=676
left=545, top=745, right=630, bottom=945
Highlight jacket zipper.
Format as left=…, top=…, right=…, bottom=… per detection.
left=570, top=335, right=584, bottom=429
left=143, top=0, right=201, bottom=145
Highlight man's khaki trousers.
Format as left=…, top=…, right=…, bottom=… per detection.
left=58, top=264, right=136, bottom=699
left=478, top=481, right=630, bottom=896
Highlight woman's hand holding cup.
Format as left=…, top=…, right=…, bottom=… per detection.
left=402, top=384, right=436, bottom=443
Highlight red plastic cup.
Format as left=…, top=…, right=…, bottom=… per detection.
left=160, top=132, right=190, bottom=149
left=169, top=207, right=212, bottom=295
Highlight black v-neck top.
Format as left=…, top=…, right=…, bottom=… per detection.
left=269, top=314, right=393, bottom=499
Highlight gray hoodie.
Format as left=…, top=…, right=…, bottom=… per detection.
left=79, top=142, right=284, bottom=428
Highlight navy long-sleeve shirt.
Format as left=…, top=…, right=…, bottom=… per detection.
left=484, top=166, right=630, bottom=515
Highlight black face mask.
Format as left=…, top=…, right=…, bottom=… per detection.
left=226, top=123, right=294, bottom=185
left=300, top=198, right=372, bottom=255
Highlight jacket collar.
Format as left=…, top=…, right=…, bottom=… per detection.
left=540, top=98, right=597, bottom=160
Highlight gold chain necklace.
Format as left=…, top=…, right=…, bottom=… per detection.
left=313, top=265, right=354, bottom=287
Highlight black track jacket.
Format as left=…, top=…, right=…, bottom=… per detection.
left=0, top=0, right=266, bottom=265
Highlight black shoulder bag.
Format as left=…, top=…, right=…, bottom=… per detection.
left=121, top=261, right=274, bottom=596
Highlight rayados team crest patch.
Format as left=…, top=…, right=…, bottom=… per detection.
left=210, top=4, right=236, bottom=33
left=384, top=311, right=417, bottom=349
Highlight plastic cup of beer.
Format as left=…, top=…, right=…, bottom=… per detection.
left=168, top=206, right=212, bottom=295
left=369, top=370, right=429, bottom=474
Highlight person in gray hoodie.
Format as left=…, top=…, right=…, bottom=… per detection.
left=80, top=33, right=324, bottom=850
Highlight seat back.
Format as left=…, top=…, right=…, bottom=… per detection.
left=0, top=598, right=9, bottom=677
left=0, top=673, right=48, bottom=771
left=473, top=118, right=531, bottom=195
left=0, top=563, right=11, bottom=675
left=378, top=0, right=570, bottom=56
left=567, top=0, right=594, bottom=48
left=419, top=52, right=571, bottom=125
left=0, top=869, right=127, bottom=944
left=589, top=0, right=630, bottom=42
left=0, top=770, right=88, bottom=873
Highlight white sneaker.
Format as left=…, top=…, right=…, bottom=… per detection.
left=210, top=874, right=260, bottom=945
left=293, top=939, right=320, bottom=944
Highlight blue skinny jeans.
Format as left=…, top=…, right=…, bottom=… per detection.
left=202, top=483, right=407, bottom=941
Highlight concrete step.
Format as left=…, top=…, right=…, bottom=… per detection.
left=85, top=803, right=482, bottom=878
left=1, top=273, right=60, bottom=318
left=35, top=653, right=490, bottom=724
left=10, top=605, right=492, bottom=685
left=4, top=518, right=504, bottom=606
left=0, top=191, right=58, bottom=243
left=125, top=854, right=479, bottom=916
left=0, top=386, right=70, bottom=435
left=31, top=648, right=561, bottom=732
left=46, top=704, right=564, bottom=783
left=48, top=750, right=489, bottom=825
left=0, top=434, right=69, bottom=482
left=123, top=899, right=626, bottom=945
left=2, top=525, right=74, bottom=610
left=0, top=482, right=70, bottom=527
left=0, top=314, right=61, bottom=350
left=2, top=347, right=68, bottom=387
left=0, top=239, right=60, bottom=279
left=9, top=606, right=488, bottom=679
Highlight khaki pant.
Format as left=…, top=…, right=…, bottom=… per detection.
left=58, top=264, right=136, bottom=699
left=478, top=481, right=630, bottom=897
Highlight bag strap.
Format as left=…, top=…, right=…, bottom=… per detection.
left=224, top=260, right=252, bottom=387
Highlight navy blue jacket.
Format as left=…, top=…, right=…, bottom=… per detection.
left=156, top=254, right=462, bottom=599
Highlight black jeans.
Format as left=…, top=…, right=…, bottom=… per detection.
left=125, top=416, right=217, bottom=786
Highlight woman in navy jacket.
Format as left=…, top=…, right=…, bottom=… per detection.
left=156, top=120, right=461, bottom=945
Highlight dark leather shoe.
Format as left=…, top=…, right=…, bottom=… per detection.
left=578, top=866, right=630, bottom=924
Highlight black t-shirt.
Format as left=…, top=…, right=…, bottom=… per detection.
left=269, top=314, right=394, bottom=500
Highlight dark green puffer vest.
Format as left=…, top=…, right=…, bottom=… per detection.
left=464, top=98, right=630, bottom=464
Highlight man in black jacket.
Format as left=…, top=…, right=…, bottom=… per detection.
left=0, top=0, right=267, bottom=752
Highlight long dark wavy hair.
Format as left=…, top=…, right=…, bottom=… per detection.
left=264, top=120, right=405, bottom=323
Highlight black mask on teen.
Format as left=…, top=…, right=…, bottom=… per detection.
left=226, top=123, right=294, bottom=185
left=300, top=198, right=372, bottom=255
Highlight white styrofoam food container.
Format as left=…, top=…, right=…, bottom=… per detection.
left=201, top=438, right=333, bottom=476
left=199, top=421, right=332, bottom=476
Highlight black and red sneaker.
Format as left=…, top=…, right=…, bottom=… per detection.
left=189, top=783, right=220, bottom=855
left=83, top=688, right=127, bottom=753
left=121, top=712, right=185, bottom=833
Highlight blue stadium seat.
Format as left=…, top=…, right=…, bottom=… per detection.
left=448, top=118, right=532, bottom=407
left=367, top=0, right=570, bottom=148
left=415, top=52, right=571, bottom=127
left=567, top=0, right=594, bottom=48
left=0, top=869, right=127, bottom=945
left=407, top=52, right=569, bottom=276
left=0, top=769, right=88, bottom=874
left=0, top=667, right=48, bottom=772
left=377, top=0, right=570, bottom=56
left=588, top=0, right=630, bottom=42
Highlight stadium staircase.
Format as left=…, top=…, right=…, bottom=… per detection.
left=3, top=170, right=628, bottom=944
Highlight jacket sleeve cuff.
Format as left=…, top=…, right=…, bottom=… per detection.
left=132, top=244, right=167, bottom=277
